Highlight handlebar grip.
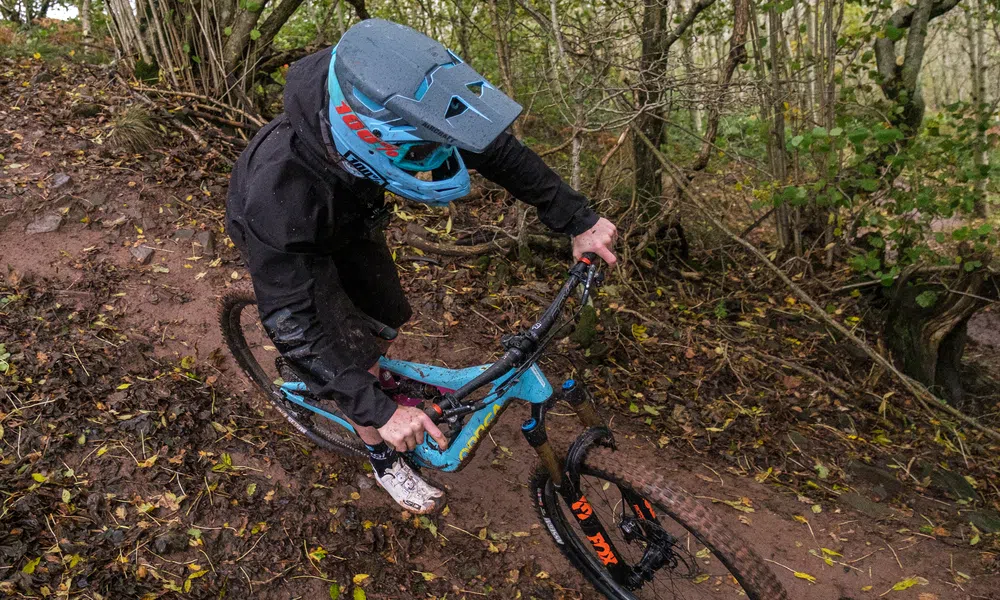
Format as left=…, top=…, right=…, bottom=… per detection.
left=424, top=403, right=444, bottom=424
left=581, top=252, right=599, bottom=264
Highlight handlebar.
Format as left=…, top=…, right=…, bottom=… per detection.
left=422, top=253, right=602, bottom=424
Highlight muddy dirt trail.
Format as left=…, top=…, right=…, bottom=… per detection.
left=3, top=56, right=999, bottom=599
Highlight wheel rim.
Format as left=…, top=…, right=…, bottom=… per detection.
left=553, top=471, right=751, bottom=599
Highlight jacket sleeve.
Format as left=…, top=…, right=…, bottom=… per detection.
left=237, top=163, right=397, bottom=428
left=461, top=132, right=599, bottom=236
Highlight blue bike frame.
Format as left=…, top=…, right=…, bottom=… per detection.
left=279, top=358, right=553, bottom=472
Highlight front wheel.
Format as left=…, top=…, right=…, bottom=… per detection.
left=532, top=447, right=788, bottom=600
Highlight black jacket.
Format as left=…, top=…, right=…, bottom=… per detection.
left=226, top=47, right=598, bottom=427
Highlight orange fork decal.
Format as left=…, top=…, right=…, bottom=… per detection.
left=586, top=532, right=619, bottom=565
left=572, top=496, right=593, bottom=521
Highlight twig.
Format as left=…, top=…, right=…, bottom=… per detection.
left=132, top=84, right=266, bottom=126
left=407, top=233, right=505, bottom=257
left=536, top=129, right=578, bottom=158
left=631, top=124, right=1000, bottom=444
left=885, top=540, right=904, bottom=570
left=744, top=347, right=851, bottom=401
left=70, top=344, right=90, bottom=377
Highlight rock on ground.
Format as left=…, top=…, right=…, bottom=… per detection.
left=131, top=245, right=155, bottom=265
left=25, top=214, right=64, bottom=234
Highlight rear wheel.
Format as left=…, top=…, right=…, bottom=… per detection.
left=532, top=447, right=788, bottom=600
left=218, top=284, right=367, bottom=457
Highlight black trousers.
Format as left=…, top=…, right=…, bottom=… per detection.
left=231, top=226, right=412, bottom=371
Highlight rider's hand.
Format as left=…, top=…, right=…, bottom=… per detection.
left=572, top=217, right=618, bottom=266
left=377, top=406, right=449, bottom=452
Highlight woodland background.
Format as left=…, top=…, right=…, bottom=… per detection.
left=1, top=0, right=1000, bottom=597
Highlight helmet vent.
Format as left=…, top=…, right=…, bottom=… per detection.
left=414, top=77, right=431, bottom=101
left=466, top=81, right=484, bottom=97
left=445, top=97, right=469, bottom=119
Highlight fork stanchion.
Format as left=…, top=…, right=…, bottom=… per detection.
left=563, top=380, right=604, bottom=429
left=522, top=417, right=564, bottom=486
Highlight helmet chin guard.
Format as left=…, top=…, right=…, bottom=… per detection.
left=324, top=19, right=522, bottom=206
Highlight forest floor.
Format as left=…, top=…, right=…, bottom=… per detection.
left=2, top=55, right=1000, bottom=600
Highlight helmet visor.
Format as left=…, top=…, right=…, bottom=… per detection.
left=391, top=141, right=454, bottom=172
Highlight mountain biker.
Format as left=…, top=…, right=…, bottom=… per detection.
left=225, top=18, right=617, bottom=514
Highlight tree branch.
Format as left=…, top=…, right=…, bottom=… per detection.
left=343, top=0, right=369, bottom=20
left=662, top=0, right=718, bottom=53
left=255, top=0, right=305, bottom=52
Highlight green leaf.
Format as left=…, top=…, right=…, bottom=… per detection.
left=32, top=473, right=47, bottom=483
left=847, top=127, right=870, bottom=143
left=885, top=24, right=905, bottom=41
left=329, top=583, right=341, bottom=599
left=22, top=556, right=41, bottom=574
left=353, top=588, right=367, bottom=600
left=790, top=135, right=805, bottom=148
left=829, top=127, right=843, bottom=137
left=915, top=291, right=938, bottom=308
left=224, top=26, right=232, bottom=36
left=250, top=28, right=261, bottom=41
left=859, top=179, right=879, bottom=192
left=873, top=127, right=904, bottom=144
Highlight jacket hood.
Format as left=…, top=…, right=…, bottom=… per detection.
left=283, top=47, right=335, bottom=161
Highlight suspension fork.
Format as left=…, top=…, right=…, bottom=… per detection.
left=522, top=382, right=635, bottom=585
left=520, top=379, right=607, bottom=485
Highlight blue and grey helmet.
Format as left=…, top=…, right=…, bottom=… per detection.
left=326, top=19, right=523, bottom=205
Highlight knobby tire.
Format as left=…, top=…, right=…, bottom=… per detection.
left=533, top=447, right=789, bottom=600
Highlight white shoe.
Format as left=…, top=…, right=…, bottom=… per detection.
left=374, top=459, right=444, bottom=514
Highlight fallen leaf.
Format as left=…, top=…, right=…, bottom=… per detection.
left=890, top=576, right=928, bottom=591
left=794, top=571, right=817, bottom=583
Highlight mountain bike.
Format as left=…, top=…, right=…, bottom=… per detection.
left=218, top=254, right=789, bottom=599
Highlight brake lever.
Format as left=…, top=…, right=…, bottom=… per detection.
left=579, top=263, right=602, bottom=305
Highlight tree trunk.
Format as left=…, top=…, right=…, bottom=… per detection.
left=633, top=0, right=669, bottom=213
left=486, top=0, right=522, bottom=138
left=632, top=0, right=715, bottom=216
left=765, top=3, right=792, bottom=250
left=967, top=0, right=989, bottom=218
left=80, top=0, right=92, bottom=41
left=681, top=35, right=701, bottom=134
left=885, top=266, right=992, bottom=406
left=221, top=1, right=267, bottom=73
left=691, top=0, right=749, bottom=172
